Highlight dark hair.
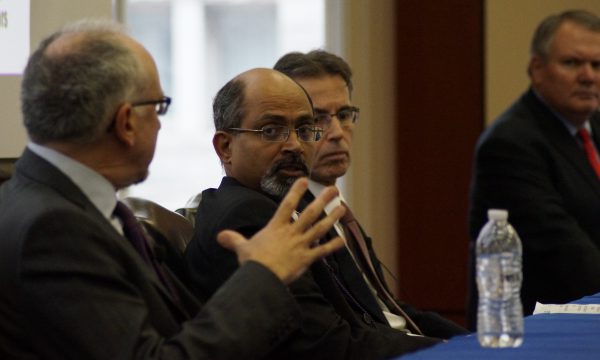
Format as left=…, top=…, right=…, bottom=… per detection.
left=212, top=77, right=246, bottom=131
left=531, top=9, right=600, bottom=60
left=274, top=50, right=353, bottom=97
left=213, top=69, right=315, bottom=132
left=21, top=20, right=147, bottom=144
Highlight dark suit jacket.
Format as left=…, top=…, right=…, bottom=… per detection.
left=185, top=176, right=447, bottom=360
left=299, top=192, right=468, bottom=340
left=0, top=149, right=302, bottom=360
left=468, top=89, right=600, bottom=325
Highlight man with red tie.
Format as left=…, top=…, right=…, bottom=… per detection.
left=468, top=9, right=600, bottom=326
left=274, top=50, right=467, bottom=339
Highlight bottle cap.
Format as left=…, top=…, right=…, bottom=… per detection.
left=487, top=209, right=508, bottom=221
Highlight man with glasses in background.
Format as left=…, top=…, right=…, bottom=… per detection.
left=274, top=50, right=467, bottom=340
left=185, top=67, right=445, bottom=360
left=0, top=21, right=348, bottom=359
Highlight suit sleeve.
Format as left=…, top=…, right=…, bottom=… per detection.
left=19, top=208, right=301, bottom=360
left=470, top=134, right=600, bottom=313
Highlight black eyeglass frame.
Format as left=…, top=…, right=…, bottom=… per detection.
left=227, top=125, right=323, bottom=142
left=131, top=96, right=172, bottom=115
left=314, top=106, right=360, bottom=129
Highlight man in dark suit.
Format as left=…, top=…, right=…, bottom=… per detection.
left=273, top=50, right=468, bottom=339
left=185, top=67, right=452, bottom=360
left=0, top=20, right=347, bottom=359
left=468, top=9, right=600, bottom=325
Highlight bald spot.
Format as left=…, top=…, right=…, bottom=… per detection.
left=236, top=68, right=313, bottom=117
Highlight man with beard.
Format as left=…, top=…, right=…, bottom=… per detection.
left=274, top=50, right=468, bottom=339
left=184, top=68, right=443, bottom=360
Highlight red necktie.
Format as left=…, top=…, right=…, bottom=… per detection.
left=339, top=203, right=423, bottom=335
left=577, top=128, right=600, bottom=179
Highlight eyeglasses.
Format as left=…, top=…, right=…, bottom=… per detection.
left=131, top=96, right=172, bottom=116
left=228, top=125, right=323, bottom=142
left=315, top=106, right=360, bottom=129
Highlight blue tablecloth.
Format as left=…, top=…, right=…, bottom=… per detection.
left=398, top=293, right=600, bottom=360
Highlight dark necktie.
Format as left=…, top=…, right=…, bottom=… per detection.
left=113, top=201, right=180, bottom=301
left=577, top=128, right=600, bottom=179
left=339, top=202, right=423, bottom=336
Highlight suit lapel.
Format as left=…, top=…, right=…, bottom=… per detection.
left=139, top=231, right=198, bottom=320
left=328, top=243, right=388, bottom=324
left=160, top=265, right=202, bottom=320
left=525, top=92, right=600, bottom=197
left=301, top=189, right=389, bottom=324
left=17, top=149, right=197, bottom=321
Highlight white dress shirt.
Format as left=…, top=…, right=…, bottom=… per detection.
left=307, top=179, right=407, bottom=331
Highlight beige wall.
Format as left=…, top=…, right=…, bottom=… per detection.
left=0, top=0, right=113, bottom=158
left=486, top=0, right=600, bottom=124
left=344, top=0, right=600, bottom=294
left=339, top=0, right=399, bottom=290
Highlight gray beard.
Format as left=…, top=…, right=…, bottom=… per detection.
left=259, top=152, right=309, bottom=198
left=260, top=173, right=296, bottom=198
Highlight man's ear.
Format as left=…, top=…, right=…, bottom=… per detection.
left=528, top=55, right=543, bottom=81
left=112, top=103, right=136, bottom=147
left=213, top=131, right=233, bottom=165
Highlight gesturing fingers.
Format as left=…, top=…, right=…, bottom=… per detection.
left=268, top=178, right=309, bottom=227
left=310, top=236, right=345, bottom=259
left=300, top=204, right=345, bottom=245
left=292, top=185, right=339, bottom=232
left=215, top=180, right=346, bottom=284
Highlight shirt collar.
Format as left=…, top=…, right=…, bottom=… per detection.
left=307, top=178, right=344, bottom=214
left=532, top=88, right=592, bottom=136
left=27, top=142, right=117, bottom=220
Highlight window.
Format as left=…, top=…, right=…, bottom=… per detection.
left=119, top=0, right=325, bottom=210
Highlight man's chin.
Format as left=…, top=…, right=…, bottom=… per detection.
left=309, top=166, right=348, bottom=183
left=260, top=174, right=296, bottom=198
left=128, top=170, right=149, bottom=187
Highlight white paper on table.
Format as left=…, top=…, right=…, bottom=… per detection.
left=533, top=302, right=600, bottom=315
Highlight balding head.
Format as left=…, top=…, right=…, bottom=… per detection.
left=20, top=19, right=165, bottom=189
left=212, top=68, right=317, bottom=196
left=21, top=20, right=150, bottom=145
left=213, top=68, right=312, bottom=131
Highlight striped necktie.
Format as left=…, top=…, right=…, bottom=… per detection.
left=114, top=201, right=180, bottom=301
left=339, top=203, right=423, bottom=335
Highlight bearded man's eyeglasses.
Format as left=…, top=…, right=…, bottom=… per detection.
left=228, top=125, right=323, bottom=142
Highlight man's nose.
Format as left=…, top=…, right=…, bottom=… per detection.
left=578, top=62, right=598, bottom=83
left=324, top=117, right=344, bottom=140
left=281, top=129, right=303, bottom=152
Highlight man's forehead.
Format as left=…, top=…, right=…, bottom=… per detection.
left=248, top=94, right=311, bottom=111
left=550, top=22, right=600, bottom=49
left=242, top=88, right=311, bottom=118
left=241, top=106, right=312, bottom=130
left=297, top=76, right=350, bottom=109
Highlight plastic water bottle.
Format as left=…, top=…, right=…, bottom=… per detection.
left=476, top=209, right=524, bottom=347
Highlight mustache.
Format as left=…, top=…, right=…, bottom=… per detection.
left=269, top=153, right=309, bottom=176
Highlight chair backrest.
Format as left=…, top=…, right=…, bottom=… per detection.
left=122, top=197, right=194, bottom=253
left=121, top=197, right=194, bottom=284
left=175, top=192, right=202, bottom=227
left=0, top=168, right=12, bottom=186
